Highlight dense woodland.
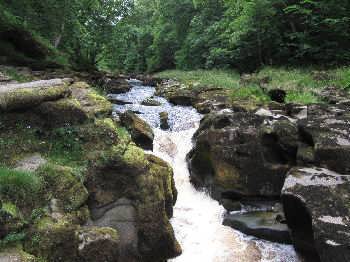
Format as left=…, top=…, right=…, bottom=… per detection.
left=1, top=0, right=349, bottom=73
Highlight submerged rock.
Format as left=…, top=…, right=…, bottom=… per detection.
left=142, top=98, right=161, bottom=107
left=159, top=111, right=169, bottom=130
left=224, top=210, right=291, bottom=244
left=120, top=110, right=154, bottom=150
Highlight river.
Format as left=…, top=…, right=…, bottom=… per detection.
left=110, top=80, right=301, bottom=262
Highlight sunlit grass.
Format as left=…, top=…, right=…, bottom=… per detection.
left=156, top=69, right=240, bottom=89
left=156, top=66, right=350, bottom=104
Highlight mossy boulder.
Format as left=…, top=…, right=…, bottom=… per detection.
left=37, top=164, right=88, bottom=212
left=71, top=85, right=112, bottom=118
left=0, top=79, right=71, bottom=111
left=85, top=144, right=180, bottom=261
left=36, top=98, right=88, bottom=128
left=120, top=111, right=154, bottom=150
left=26, top=217, right=79, bottom=261
left=77, top=227, right=119, bottom=262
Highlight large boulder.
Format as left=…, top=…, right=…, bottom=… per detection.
left=297, top=104, right=350, bottom=174
left=36, top=98, right=88, bottom=128
left=0, top=79, right=72, bottom=111
left=120, top=111, right=154, bottom=150
left=187, top=111, right=297, bottom=201
left=85, top=144, right=180, bottom=262
left=282, top=167, right=350, bottom=262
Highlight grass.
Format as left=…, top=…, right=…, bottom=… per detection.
left=156, top=67, right=350, bottom=104
left=2, top=67, right=34, bottom=82
left=156, top=69, right=240, bottom=89
left=0, top=167, right=42, bottom=204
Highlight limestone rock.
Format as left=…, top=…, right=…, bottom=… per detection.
left=187, top=111, right=296, bottom=200
left=36, top=98, right=88, bottom=128
left=282, top=167, right=350, bottom=262
left=0, top=79, right=71, bottom=111
left=77, top=227, right=119, bottom=262
left=298, top=104, right=350, bottom=174
left=142, top=98, right=161, bottom=107
left=120, top=111, right=154, bottom=150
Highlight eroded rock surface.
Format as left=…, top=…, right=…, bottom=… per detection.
left=282, top=167, right=350, bottom=262
left=120, top=110, right=155, bottom=150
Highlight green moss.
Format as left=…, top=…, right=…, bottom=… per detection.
left=87, top=91, right=112, bottom=117
left=37, top=164, right=88, bottom=212
left=0, top=85, right=70, bottom=112
left=0, top=167, right=42, bottom=205
left=2, top=67, right=34, bottom=83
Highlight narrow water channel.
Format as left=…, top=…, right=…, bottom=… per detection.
left=110, top=80, right=301, bottom=262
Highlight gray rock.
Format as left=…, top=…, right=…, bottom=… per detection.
left=15, top=154, right=47, bottom=172
left=282, top=167, right=350, bottom=262
left=223, top=210, right=292, bottom=244
left=120, top=110, right=154, bottom=150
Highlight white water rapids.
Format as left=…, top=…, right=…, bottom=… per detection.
left=111, top=81, right=302, bottom=262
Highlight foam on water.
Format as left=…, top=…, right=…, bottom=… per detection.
left=112, top=82, right=302, bottom=262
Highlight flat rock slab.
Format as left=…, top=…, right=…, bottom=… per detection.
left=15, top=154, right=47, bottom=172
left=282, top=167, right=350, bottom=262
left=0, top=78, right=72, bottom=93
left=0, top=79, right=72, bottom=111
left=224, top=211, right=291, bottom=244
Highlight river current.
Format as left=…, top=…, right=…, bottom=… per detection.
left=110, top=80, right=301, bottom=262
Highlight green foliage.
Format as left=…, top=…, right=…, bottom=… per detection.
left=157, top=67, right=350, bottom=104
left=0, top=167, right=42, bottom=204
left=0, top=232, right=26, bottom=249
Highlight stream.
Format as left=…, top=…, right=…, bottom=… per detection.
left=110, top=80, right=301, bottom=262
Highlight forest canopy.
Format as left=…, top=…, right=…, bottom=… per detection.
left=1, top=0, right=349, bottom=72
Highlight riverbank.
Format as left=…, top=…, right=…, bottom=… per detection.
left=156, top=67, right=350, bottom=105
left=0, top=67, right=180, bottom=261
left=154, top=67, right=350, bottom=261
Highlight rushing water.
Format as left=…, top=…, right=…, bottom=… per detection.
left=111, top=80, right=302, bottom=262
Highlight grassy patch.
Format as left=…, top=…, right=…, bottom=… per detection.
left=0, top=167, right=42, bottom=204
left=2, top=67, right=34, bottom=82
left=156, top=69, right=240, bottom=89
left=156, top=67, right=350, bottom=104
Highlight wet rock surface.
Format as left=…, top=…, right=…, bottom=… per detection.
left=187, top=110, right=296, bottom=200
left=120, top=110, right=155, bottom=150
left=223, top=210, right=291, bottom=244
left=282, top=167, right=350, bottom=262
left=0, top=73, right=180, bottom=262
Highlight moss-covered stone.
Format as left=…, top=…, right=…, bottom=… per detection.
left=77, top=227, right=119, bottom=262
left=36, top=98, right=88, bottom=128
left=120, top=111, right=154, bottom=150
left=0, top=247, right=39, bottom=262
left=0, top=84, right=71, bottom=112
left=37, top=164, right=88, bottom=212
left=25, top=217, right=79, bottom=261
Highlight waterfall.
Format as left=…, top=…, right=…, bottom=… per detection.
left=111, top=81, right=301, bottom=262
